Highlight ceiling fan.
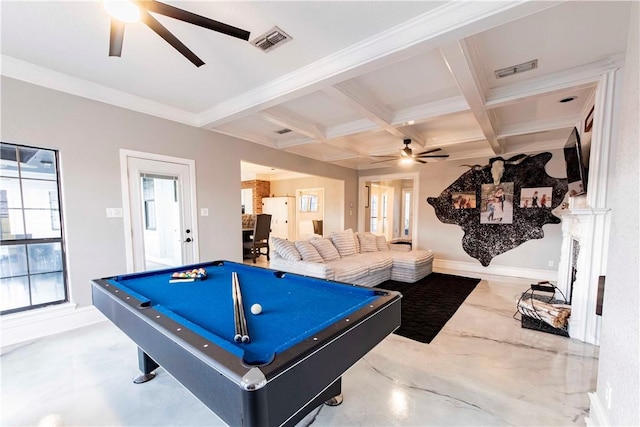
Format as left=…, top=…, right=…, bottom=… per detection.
left=371, top=139, right=449, bottom=165
left=105, top=0, right=251, bottom=67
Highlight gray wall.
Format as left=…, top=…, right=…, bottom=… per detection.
left=597, top=3, right=639, bottom=425
left=361, top=150, right=567, bottom=272
left=0, top=77, right=358, bottom=308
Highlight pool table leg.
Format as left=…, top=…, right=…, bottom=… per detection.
left=323, top=378, right=343, bottom=406
left=324, top=394, right=343, bottom=406
left=133, top=347, right=158, bottom=384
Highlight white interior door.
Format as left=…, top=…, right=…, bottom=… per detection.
left=123, top=153, right=198, bottom=272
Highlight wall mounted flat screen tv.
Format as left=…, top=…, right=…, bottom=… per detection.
left=563, top=127, right=588, bottom=196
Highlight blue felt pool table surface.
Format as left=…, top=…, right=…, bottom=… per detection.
left=107, top=261, right=380, bottom=365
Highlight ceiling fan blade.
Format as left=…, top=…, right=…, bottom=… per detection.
left=415, top=159, right=428, bottom=164
left=109, top=18, right=125, bottom=57
left=371, top=158, right=397, bottom=164
left=142, top=0, right=251, bottom=41
left=415, top=147, right=443, bottom=156
left=414, top=154, right=450, bottom=158
left=140, top=8, right=205, bottom=67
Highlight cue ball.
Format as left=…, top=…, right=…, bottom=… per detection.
left=251, top=304, right=262, bottom=315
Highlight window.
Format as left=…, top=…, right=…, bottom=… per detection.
left=142, top=176, right=156, bottom=230
left=370, top=195, right=378, bottom=232
left=299, top=194, right=319, bottom=212
left=1, top=143, right=68, bottom=314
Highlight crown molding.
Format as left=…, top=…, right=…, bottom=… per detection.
left=1, top=55, right=198, bottom=126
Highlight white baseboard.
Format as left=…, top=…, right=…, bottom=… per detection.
left=1, top=303, right=106, bottom=351
left=585, top=392, right=610, bottom=426
left=433, top=259, right=558, bottom=282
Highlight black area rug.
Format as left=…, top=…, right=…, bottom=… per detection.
left=375, top=273, right=481, bottom=344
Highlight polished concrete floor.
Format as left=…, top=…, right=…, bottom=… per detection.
left=1, top=267, right=599, bottom=426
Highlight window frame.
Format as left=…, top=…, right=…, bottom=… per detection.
left=1, top=142, right=69, bottom=315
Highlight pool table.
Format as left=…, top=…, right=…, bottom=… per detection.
left=91, top=260, right=401, bottom=427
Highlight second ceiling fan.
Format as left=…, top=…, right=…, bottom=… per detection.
left=371, top=139, right=449, bottom=165
left=106, top=0, right=251, bottom=67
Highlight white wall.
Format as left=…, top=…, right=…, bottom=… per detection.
left=594, top=3, right=640, bottom=425
left=360, top=150, right=567, bottom=274
left=0, top=77, right=358, bottom=308
left=270, top=176, right=345, bottom=236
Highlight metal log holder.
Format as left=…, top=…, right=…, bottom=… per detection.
left=513, top=281, right=570, bottom=337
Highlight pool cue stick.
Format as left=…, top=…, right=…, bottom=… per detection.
left=233, top=272, right=250, bottom=343
left=232, top=273, right=242, bottom=342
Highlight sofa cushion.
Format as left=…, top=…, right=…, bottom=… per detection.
left=295, top=241, right=324, bottom=263
left=375, top=234, right=389, bottom=251
left=331, top=229, right=357, bottom=258
left=326, top=258, right=369, bottom=283
left=354, top=252, right=392, bottom=273
left=310, top=237, right=341, bottom=262
left=358, top=232, right=378, bottom=252
left=353, top=232, right=361, bottom=254
left=271, top=237, right=301, bottom=262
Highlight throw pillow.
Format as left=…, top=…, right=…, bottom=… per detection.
left=271, top=237, right=302, bottom=262
left=330, top=229, right=357, bottom=258
left=294, top=241, right=324, bottom=263
left=353, top=232, right=361, bottom=254
left=309, top=237, right=341, bottom=262
left=358, top=232, right=378, bottom=252
left=375, top=234, right=389, bottom=251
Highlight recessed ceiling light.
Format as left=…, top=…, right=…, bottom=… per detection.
left=559, top=96, right=577, bottom=103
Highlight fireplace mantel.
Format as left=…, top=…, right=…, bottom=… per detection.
left=556, top=206, right=610, bottom=344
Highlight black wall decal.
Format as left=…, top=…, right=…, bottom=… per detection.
left=427, top=153, right=568, bottom=266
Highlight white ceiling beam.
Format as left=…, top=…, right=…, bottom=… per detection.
left=325, top=81, right=426, bottom=146
left=392, top=96, right=469, bottom=125
left=259, top=107, right=326, bottom=141
left=209, top=128, right=277, bottom=148
left=439, top=40, right=503, bottom=154
left=199, top=1, right=561, bottom=128
left=497, top=115, right=579, bottom=139
left=484, top=55, right=623, bottom=109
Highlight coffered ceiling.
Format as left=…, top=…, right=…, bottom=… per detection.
left=1, top=1, right=632, bottom=170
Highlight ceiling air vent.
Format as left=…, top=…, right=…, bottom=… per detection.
left=252, top=27, right=292, bottom=52
left=275, top=128, right=292, bottom=135
left=495, top=59, right=538, bottom=79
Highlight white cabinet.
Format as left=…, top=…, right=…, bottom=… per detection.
left=262, top=197, right=296, bottom=240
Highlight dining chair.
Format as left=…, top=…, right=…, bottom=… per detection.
left=312, top=219, right=323, bottom=236
left=243, top=214, right=272, bottom=263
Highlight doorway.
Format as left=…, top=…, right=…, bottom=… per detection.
left=359, top=172, right=419, bottom=244
left=121, top=150, right=199, bottom=272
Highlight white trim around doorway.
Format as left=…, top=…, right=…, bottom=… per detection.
left=119, top=150, right=200, bottom=273
left=358, top=172, right=420, bottom=246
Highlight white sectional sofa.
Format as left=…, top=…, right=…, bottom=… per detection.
left=269, top=229, right=434, bottom=288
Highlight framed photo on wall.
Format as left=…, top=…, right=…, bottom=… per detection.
left=520, top=187, right=552, bottom=208
left=452, top=192, right=476, bottom=209
left=480, top=183, right=514, bottom=224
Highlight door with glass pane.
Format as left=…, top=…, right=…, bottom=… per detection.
left=0, top=143, right=67, bottom=314
left=126, top=156, right=195, bottom=272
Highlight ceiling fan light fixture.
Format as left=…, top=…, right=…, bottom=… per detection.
left=400, top=158, right=414, bottom=165
left=104, top=0, right=140, bottom=24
